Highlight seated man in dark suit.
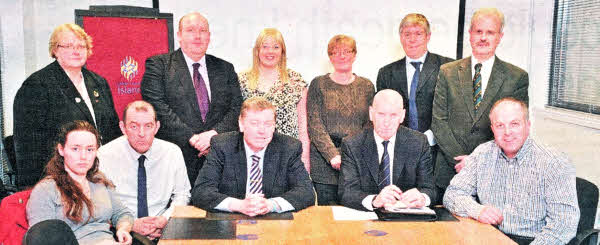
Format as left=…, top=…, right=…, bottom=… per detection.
left=339, top=89, right=435, bottom=211
left=192, top=97, right=315, bottom=216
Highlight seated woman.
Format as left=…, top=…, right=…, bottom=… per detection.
left=238, top=28, right=310, bottom=169
left=307, top=34, right=375, bottom=205
left=26, top=120, right=133, bottom=245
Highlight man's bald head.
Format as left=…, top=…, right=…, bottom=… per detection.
left=370, top=89, right=406, bottom=140
left=372, top=89, right=404, bottom=109
left=178, top=12, right=209, bottom=32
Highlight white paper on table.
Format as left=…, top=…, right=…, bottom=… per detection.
left=331, top=206, right=378, bottom=220
left=386, top=205, right=436, bottom=215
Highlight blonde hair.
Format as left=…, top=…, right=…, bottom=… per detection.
left=470, top=8, right=505, bottom=32
left=327, top=34, right=357, bottom=56
left=49, top=23, right=93, bottom=58
left=240, top=97, right=277, bottom=120
left=247, top=28, right=289, bottom=90
left=399, top=13, right=431, bottom=35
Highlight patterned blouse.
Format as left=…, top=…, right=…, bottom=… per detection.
left=239, top=69, right=307, bottom=139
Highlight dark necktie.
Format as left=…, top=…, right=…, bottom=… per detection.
left=137, top=155, right=148, bottom=218
left=409, top=61, right=422, bottom=131
left=192, top=63, right=210, bottom=121
left=248, top=155, right=263, bottom=195
left=378, top=141, right=391, bottom=191
left=473, top=63, right=483, bottom=111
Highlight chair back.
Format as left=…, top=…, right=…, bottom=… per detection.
left=0, top=189, right=32, bottom=245
left=576, top=177, right=599, bottom=233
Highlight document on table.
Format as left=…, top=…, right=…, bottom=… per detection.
left=385, top=201, right=436, bottom=215
left=331, top=206, right=378, bottom=220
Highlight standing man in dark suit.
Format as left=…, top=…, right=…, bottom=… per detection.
left=432, top=8, right=529, bottom=198
left=141, top=12, right=243, bottom=183
left=192, top=97, right=315, bottom=216
left=339, top=90, right=435, bottom=211
left=376, top=13, right=453, bottom=148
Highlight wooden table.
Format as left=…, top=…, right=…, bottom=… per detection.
left=159, top=206, right=516, bottom=244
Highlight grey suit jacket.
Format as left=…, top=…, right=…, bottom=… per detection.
left=431, top=56, right=529, bottom=188
left=141, top=49, right=243, bottom=182
left=376, top=52, right=453, bottom=133
left=338, top=128, right=435, bottom=211
left=191, top=132, right=315, bottom=212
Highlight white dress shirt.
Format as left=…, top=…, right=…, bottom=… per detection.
left=74, top=73, right=96, bottom=125
left=361, top=132, right=430, bottom=210
left=471, top=55, right=495, bottom=97
left=214, top=141, right=294, bottom=213
left=98, top=136, right=191, bottom=218
left=182, top=52, right=212, bottom=101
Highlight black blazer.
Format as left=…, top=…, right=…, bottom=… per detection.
left=338, top=128, right=435, bottom=211
left=376, top=52, right=453, bottom=133
left=13, top=61, right=120, bottom=186
left=191, top=132, right=315, bottom=212
left=432, top=56, right=529, bottom=189
left=141, top=49, right=243, bottom=182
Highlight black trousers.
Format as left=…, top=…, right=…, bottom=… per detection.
left=24, top=219, right=78, bottom=245
left=313, top=182, right=339, bottom=205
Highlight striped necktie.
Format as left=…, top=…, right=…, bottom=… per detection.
left=473, top=63, right=483, bottom=111
left=378, top=141, right=391, bottom=191
left=248, top=155, right=263, bottom=194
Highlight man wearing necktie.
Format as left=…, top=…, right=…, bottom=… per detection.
left=338, top=90, right=435, bottom=211
left=431, top=8, right=529, bottom=201
left=191, top=97, right=315, bottom=216
left=98, top=101, right=191, bottom=240
left=141, top=12, right=243, bottom=184
left=376, top=13, right=453, bottom=148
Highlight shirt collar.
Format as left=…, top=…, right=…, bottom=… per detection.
left=373, top=130, right=397, bottom=147
left=406, top=51, right=428, bottom=65
left=243, top=138, right=267, bottom=159
left=182, top=51, right=206, bottom=68
left=497, top=136, right=533, bottom=162
left=124, top=136, right=156, bottom=164
left=471, top=55, right=495, bottom=70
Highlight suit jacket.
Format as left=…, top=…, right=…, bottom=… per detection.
left=431, top=56, right=529, bottom=188
left=376, top=52, right=454, bottom=133
left=191, top=132, right=315, bottom=211
left=141, top=49, right=243, bottom=182
left=13, top=61, right=121, bottom=187
left=338, top=128, right=435, bottom=211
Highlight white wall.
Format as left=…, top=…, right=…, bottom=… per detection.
left=160, top=0, right=459, bottom=87
left=0, top=0, right=153, bottom=136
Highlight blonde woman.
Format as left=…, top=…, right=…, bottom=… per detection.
left=238, top=28, right=310, bottom=170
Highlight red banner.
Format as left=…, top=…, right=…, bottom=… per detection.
left=83, top=16, right=169, bottom=119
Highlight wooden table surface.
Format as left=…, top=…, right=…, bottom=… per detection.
left=159, top=206, right=516, bottom=245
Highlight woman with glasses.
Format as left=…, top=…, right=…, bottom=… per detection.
left=307, top=34, right=375, bottom=205
left=13, top=23, right=120, bottom=188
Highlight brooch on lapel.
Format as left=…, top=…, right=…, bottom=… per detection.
left=75, top=97, right=81, bottom=103
left=93, top=90, right=100, bottom=103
